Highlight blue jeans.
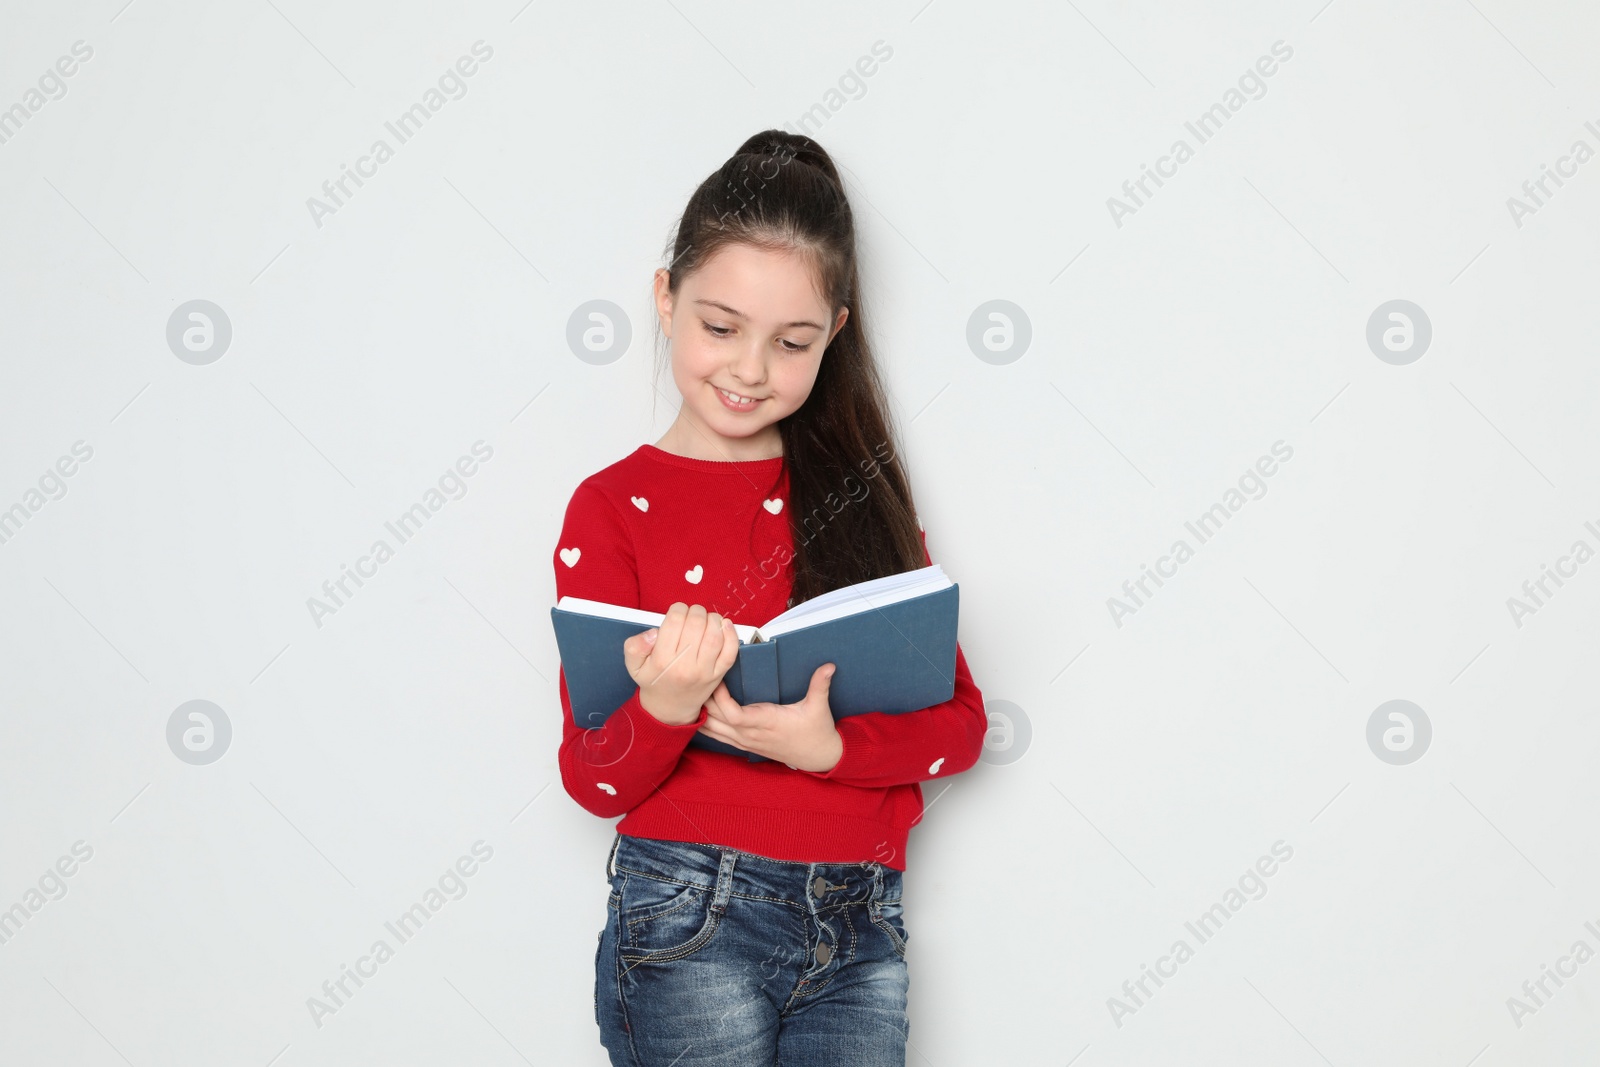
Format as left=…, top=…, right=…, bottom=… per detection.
left=594, top=832, right=911, bottom=1066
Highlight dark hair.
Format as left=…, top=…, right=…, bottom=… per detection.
left=654, top=129, right=925, bottom=607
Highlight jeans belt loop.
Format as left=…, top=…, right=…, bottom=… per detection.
left=710, top=849, right=738, bottom=916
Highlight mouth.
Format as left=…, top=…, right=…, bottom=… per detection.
left=714, top=385, right=764, bottom=412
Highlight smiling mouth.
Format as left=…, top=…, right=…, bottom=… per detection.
left=715, top=386, right=765, bottom=408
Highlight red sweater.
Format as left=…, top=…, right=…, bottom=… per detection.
left=552, top=444, right=987, bottom=871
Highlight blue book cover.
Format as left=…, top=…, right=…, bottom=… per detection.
left=552, top=579, right=959, bottom=762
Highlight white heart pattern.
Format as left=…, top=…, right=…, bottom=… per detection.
left=928, top=757, right=945, bottom=774
left=560, top=547, right=581, bottom=568
left=685, top=564, right=703, bottom=584
left=763, top=498, right=783, bottom=514
left=631, top=496, right=649, bottom=511
left=597, top=782, right=616, bottom=795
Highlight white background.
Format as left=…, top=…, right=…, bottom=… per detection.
left=2, top=1, right=1598, bottom=1064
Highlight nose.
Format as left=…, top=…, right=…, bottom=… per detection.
left=729, top=338, right=767, bottom=387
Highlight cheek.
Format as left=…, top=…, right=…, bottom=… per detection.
left=672, top=340, right=718, bottom=383
left=781, top=359, right=823, bottom=396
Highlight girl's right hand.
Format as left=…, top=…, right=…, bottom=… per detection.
left=623, top=603, right=741, bottom=726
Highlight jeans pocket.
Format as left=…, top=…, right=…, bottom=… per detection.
left=618, top=871, right=721, bottom=966
left=871, top=896, right=909, bottom=958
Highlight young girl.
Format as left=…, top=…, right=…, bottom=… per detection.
left=553, top=129, right=987, bottom=1067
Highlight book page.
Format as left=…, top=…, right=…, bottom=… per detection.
left=755, top=564, right=950, bottom=640
left=555, top=597, right=762, bottom=643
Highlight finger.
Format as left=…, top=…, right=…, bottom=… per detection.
left=703, top=680, right=736, bottom=720
left=808, top=662, right=836, bottom=704
left=659, top=603, right=688, bottom=652
left=681, top=603, right=708, bottom=656
left=714, top=687, right=746, bottom=727
left=623, top=628, right=658, bottom=673
left=714, top=615, right=740, bottom=676
left=697, top=717, right=749, bottom=754
left=699, top=613, right=732, bottom=673
left=641, top=606, right=692, bottom=687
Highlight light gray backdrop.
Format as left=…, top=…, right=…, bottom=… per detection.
left=2, top=1, right=1597, bottom=1064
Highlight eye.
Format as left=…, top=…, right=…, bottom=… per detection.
left=702, top=320, right=811, bottom=352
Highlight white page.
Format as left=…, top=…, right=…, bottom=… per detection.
left=755, top=564, right=950, bottom=640
left=557, top=563, right=948, bottom=645
left=555, top=597, right=762, bottom=643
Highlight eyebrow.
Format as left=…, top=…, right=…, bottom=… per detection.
left=693, top=299, right=826, bottom=331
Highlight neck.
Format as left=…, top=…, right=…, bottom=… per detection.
left=655, top=412, right=783, bottom=463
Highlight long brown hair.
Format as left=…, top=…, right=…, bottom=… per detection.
left=654, top=130, right=925, bottom=607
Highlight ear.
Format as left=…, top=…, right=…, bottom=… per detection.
left=829, top=305, right=849, bottom=344
left=653, top=268, right=675, bottom=338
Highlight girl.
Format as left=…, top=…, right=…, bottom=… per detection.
left=553, top=129, right=988, bottom=1067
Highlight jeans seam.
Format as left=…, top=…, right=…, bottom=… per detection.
left=623, top=888, right=701, bottom=933
left=600, top=898, right=643, bottom=1067
left=611, top=864, right=714, bottom=891
left=613, top=867, right=878, bottom=908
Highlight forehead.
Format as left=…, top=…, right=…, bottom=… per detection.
left=684, top=243, right=830, bottom=321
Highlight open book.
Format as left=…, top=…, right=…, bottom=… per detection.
left=552, top=564, right=959, bottom=761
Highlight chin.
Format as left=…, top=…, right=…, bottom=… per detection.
left=708, top=413, right=769, bottom=437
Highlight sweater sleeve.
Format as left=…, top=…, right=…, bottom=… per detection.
left=797, top=529, right=988, bottom=790
left=554, top=481, right=708, bottom=819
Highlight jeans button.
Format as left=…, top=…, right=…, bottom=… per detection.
left=815, top=942, right=832, bottom=965
left=812, top=875, right=827, bottom=898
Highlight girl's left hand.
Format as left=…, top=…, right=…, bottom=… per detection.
left=697, top=664, right=844, bottom=773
